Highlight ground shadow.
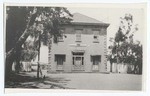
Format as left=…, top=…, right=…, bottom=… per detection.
left=5, top=72, right=71, bottom=89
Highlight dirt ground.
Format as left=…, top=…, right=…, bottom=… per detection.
left=5, top=72, right=142, bottom=90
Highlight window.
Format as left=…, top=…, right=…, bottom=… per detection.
left=75, top=29, right=82, bottom=42
left=91, top=55, right=101, bottom=71
left=58, top=36, right=63, bottom=42
left=55, top=55, right=66, bottom=65
left=93, top=30, right=99, bottom=43
left=91, top=55, right=101, bottom=65
left=72, top=57, right=75, bottom=65
left=82, top=57, right=84, bottom=65
left=58, top=29, right=65, bottom=42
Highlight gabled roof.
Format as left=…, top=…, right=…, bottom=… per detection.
left=72, top=13, right=103, bottom=23
left=70, top=13, right=109, bottom=27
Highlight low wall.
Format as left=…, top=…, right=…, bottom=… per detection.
left=111, top=63, right=134, bottom=73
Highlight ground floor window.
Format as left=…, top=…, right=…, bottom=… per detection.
left=91, top=55, right=101, bottom=70
left=55, top=54, right=65, bottom=70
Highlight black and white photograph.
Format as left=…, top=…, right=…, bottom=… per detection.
left=4, top=3, right=146, bottom=92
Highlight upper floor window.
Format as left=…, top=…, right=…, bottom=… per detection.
left=93, top=30, right=99, bottom=43
left=58, top=29, right=65, bottom=42
left=75, top=29, right=82, bottom=42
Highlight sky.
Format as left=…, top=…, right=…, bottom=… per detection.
left=67, top=6, right=144, bottom=46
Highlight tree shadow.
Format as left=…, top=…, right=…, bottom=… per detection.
left=5, top=72, right=71, bottom=89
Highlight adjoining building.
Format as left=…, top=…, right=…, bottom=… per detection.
left=38, top=13, right=109, bottom=73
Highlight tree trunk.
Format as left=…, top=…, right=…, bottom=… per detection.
left=110, top=59, right=113, bottom=72
left=137, top=59, right=142, bottom=74
left=47, top=33, right=52, bottom=72
left=37, top=31, right=41, bottom=79
left=5, top=52, right=15, bottom=81
left=116, top=42, right=120, bottom=73
left=5, top=29, right=31, bottom=80
left=5, top=10, right=38, bottom=80
left=15, top=49, right=22, bottom=73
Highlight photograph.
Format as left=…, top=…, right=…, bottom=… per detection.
left=4, top=3, right=146, bottom=92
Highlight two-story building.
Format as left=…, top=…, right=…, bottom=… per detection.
left=38, top=13, right=109, bottom=73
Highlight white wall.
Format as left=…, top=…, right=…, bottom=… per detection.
left=49, top=33, right=107, bottom=72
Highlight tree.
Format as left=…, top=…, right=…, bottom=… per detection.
left=108, top=38, right=116, bottom=72
left=5, top=6, right=72, bottom=80
left=108, top=13, right=141, bottom=73
left=131, top=41, right=142, bottom=74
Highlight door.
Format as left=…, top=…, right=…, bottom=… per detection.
left=74, top=57, right=82, bottom=69
left=75, top=57, right=81, bottom=65
left=72, top=56, right=84, bottom=71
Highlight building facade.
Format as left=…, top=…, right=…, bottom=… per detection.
left=39, top=13, right=109, bottom=73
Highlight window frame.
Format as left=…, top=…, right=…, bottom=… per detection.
left=91, top=55, right=101, bottom=65
left=57, top=28, right=65, bottom=42
left=55, top=54, right=66, bottom=65
left=75, top=29, right=83, bottom=42
left=93, top=29, right=100, bottom=43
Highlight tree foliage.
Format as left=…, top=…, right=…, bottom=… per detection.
left=108, top=13, right=142, bottom=74
left=5, top=6, right=73, bottom=79
left=20, top=38, right=38, bottom=62
left=6, top=7, right=28, bottom=52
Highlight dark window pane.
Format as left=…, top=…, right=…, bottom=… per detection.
left=55, top=54, right=66, bottom=65
left=82, top=57, right=84, bottom=65
left=91, top=55, right=101, bottom=65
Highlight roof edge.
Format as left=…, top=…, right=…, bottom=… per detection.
left=62, top=22, right=110, bottom=27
